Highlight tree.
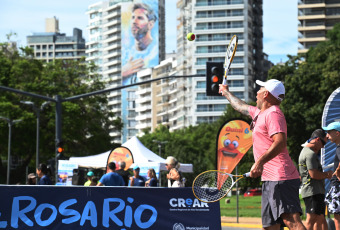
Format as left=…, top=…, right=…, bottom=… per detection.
left=140, top=104, right=261, bottom=189
left=268, top=23, right=340, bottom=163
left=0, top=44, right=122, bottom=184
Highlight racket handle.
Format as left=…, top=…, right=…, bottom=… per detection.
left=222, top=77, right=227, bottom=85
left=243, top=172, right=250, bottom=178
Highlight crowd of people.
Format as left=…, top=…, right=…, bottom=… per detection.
left=24, top=77, right=340, bottom=229
left=27, top=155, right=186, bottom=189
left=220, top=79, right=340, bottom=230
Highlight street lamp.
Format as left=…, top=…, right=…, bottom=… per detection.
left=20, top=101, right=51, bottom=184
left=0, top=116, right=22, bottom=184
left=152, top=140, right=168, bottom=158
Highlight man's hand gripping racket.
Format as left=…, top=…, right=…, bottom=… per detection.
left=192, top=170, right=250, bottom=203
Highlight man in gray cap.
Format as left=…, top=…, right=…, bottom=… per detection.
left=219, top=79, right=305, bottom=229
left=299, top=129, right=332, bottom=230
left=323, top=121, right=340, bottom=230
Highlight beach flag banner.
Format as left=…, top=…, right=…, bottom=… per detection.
left=106, top=146, right=134, bottom=173
left=216, top=119, right=252, bottom=173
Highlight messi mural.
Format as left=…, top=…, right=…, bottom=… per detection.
left=121, top=0, right=159, bottom=142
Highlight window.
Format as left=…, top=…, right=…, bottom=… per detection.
left=196, top=81, right=206, bottom=88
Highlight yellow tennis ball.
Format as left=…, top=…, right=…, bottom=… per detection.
left=187, top=33, right=195, bottom=41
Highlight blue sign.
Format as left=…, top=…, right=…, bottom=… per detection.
left=0, top=186, right=221, bottom=229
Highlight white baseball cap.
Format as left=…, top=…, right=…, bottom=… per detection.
left=256, top=79, right=285, bottom=101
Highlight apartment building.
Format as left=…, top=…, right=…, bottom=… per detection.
left=176, top=0, right=266, bottom=125
left=86, top=0, right=165, bottom=143
left=27, top=17, right=86, bottom=63
left=298, top=0, right=340, bottom=53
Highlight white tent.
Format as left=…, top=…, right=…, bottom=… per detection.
left=68, top=136, right=193, bottom=172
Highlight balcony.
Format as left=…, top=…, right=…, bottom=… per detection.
left=195, top=0, right=244, bottom=7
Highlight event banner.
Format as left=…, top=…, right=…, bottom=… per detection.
left=0, top=186, right=221, bottom=230
left=217, top=119, right=252, bottom=173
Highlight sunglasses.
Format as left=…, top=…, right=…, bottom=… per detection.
left=250, top=114, right=259, bottom=131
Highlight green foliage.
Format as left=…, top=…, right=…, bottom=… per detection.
left=220, top=195, right=262, bottom=217
left=140, top=105, right=261, bottom=189
left=0, top=44, right=122, bottom=184
left=220, top=194, right=306, bottom=219
left=268, top=24, right=340, bottom=163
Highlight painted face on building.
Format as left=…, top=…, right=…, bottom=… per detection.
left=131, top=8, right=151, bottom=41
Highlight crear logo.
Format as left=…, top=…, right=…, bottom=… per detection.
left=173, top=223, right=185, bottom=230
left=169, top=198, right=209, bottom=208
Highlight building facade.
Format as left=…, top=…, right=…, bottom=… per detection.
left=86, top=0, right=165, bottom=143
left=298, top=0, right=340, bottom=54
left=176, top=0, right=266, bottom=125
left=27, top=17, right=86, bottom=63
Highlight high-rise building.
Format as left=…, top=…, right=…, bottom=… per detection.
left=27, top=17, right=86, bottom=63
left=176, top=0, right=266, bottom=125
left=86, top=0, right=165, bottom=143
left=298, top=0, right=340, bottom=54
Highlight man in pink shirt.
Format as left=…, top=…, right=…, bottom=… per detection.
left=219, top=79, right=305, bottom=230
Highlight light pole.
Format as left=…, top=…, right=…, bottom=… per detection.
left=0, top=116, right=22, bottom=184
left=20, top=101, right=51, bottom=184
left=152, top=140, right=168, bottom=158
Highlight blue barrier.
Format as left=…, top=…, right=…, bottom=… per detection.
left=0, top=186, right=221, bottom=229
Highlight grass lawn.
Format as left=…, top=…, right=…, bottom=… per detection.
left=220, top=195, right=307, bottom=219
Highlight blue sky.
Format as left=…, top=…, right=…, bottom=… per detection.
left=0, top=0, right=298, bottom=64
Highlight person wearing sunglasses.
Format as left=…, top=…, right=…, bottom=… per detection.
left=219, top=79, right=305, bottom=230
left=323, top=121, right=340, bottom=230
left=298, top=129, right=332, bottom=230
left=165, top=156, right=184, bottom=187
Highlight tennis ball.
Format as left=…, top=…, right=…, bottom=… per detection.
left=187, top=33, right=195, bottom=41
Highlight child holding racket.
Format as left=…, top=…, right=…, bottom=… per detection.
left=219, top=79, right=306, bottom=230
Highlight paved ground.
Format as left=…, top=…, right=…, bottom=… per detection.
left=221, top=217, right=262, bottom=229
left=221, top=216, right=316, bottom=229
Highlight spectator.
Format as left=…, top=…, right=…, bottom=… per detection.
left=27, top=173, right=36, bottom=185
left=97, top=162, right=124, bottom=186
left=145, top=168, right=158, bottom=187
left=168, top=168, right=184, bottom=187
left=89, top=177, right=98, bottom=186
left=116, top=161, right=130, bottom=186
left=129, top=166, right=146, bottom=187
left=299, top=129, right=332, bottom=230
left=84, top=171, right=94, bottom=186
left=37, top=163, right=52, bottom=185
left=323, top=121, right=340, bottom=230
left=166, top=156, right=184, bottom=187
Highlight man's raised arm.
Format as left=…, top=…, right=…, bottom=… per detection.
left=219, top=84, right=250, bottom=116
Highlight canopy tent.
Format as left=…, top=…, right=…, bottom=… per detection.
left=68, top=136, right=193, bottom=172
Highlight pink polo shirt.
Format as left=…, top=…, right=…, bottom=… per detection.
left=248, top=105, right=299, bottom=181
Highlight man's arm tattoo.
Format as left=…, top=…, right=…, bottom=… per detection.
left=224, top=90, right=250, bottom=116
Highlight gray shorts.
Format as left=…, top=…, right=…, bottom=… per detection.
left=262, top=179, right=302, bottom=228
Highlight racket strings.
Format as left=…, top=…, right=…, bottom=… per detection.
left=193, top=171, right=234, bottom=202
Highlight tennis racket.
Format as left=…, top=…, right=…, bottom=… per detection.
left=222, top=35, right=238, bottom=85
left=192, top=170, right=250, bottom=203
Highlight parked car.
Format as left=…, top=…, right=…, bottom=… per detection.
left=244, top=188, right=262, bottom=197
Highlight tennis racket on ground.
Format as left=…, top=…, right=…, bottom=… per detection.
left=192, top=170, right=250, bottom=203
left=222, top=35, right=238, bottom=85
